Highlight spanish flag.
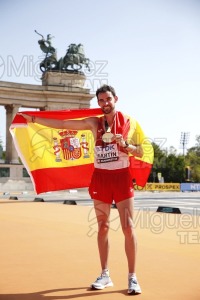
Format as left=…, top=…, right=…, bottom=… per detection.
left=10, top=109, right=154, bottom=194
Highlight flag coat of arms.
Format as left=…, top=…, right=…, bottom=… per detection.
left=10, top=108, right=154, bottom=194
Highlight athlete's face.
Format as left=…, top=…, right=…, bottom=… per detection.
left=97, top=91, right=118, bottom=114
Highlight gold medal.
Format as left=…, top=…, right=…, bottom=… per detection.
left=102, top=115, right=116, bottom=143
left=102, top=132, right=115, bottom=143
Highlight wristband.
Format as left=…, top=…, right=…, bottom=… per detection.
left=123, top=141, right=129, bottom=148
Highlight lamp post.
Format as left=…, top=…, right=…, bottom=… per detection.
left=180, top=132, right=190, bottom=156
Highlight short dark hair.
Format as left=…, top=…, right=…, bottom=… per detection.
left=96, top=84, right=116, bottom=98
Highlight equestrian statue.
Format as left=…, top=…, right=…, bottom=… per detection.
left=35, top=30, right=90, bottom=73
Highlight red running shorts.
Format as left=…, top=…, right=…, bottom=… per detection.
left=89, top=167, right=134, bottom=204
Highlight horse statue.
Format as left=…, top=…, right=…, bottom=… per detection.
left=39, top=52, right=57, bottom=72
left=59, top=43, right=90, bottom=72
left=35, top=30, right=58, bottom=72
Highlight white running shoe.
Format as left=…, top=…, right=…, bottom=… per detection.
left=91, top=274, right=114, bottom=290
left=128, top=277, right=142, bottom=295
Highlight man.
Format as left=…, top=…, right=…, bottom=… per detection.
left=21, top=84, right=143, bottom=295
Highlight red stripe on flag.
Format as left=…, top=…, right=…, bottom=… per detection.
left=129, top=157, right=153, bottom=187
left=31, top=164, right=94, bottom=194
left=12, top=108, right=103, bottom=125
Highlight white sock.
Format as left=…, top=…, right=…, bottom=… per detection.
left=102, top=269, right=109, bottom=276
left=128, top=273, right=136, bottom=279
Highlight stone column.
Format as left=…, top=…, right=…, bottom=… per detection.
left=5, top=104, right=21, bottom=163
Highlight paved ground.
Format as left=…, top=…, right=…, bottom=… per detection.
left=0, top=198, right=200, bottom=300
left=134, top=191, right=200, bottom=215
left=1, top=189, right=200, bottom=215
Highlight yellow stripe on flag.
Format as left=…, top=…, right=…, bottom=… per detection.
left=12, top=124, right=95, bottom=171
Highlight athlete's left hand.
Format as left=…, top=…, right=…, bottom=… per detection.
left=115, top=134, right=126, bottom=147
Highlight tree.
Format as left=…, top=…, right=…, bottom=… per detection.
left=148, top=142, right=166, bottom=182
left=149, top=142, right=186, bottom=183
left=162, top=154, right=185, bottom=182
left=0, top=137, right=3, bottom=159
left=185, top=135, right=200, bottom=182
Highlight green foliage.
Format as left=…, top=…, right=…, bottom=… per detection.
left=0, top=137, right=3, bottom=159
left=185, top=135, right=200, bottom=182
left=0, top=137, right=5, bottom=160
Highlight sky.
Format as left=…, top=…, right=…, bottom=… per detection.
left=0, top=0, right=200, bottom=153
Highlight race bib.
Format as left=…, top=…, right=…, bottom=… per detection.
left=95, top=144, right=119, bottom=164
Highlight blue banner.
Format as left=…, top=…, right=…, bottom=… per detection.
left=181, top=183, right=200, bottom=192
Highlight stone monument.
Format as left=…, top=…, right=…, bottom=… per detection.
left=0, top=31, right=95, bottom=191
left=35, top=30, right=90, bottom=88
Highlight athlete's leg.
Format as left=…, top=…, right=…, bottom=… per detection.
left=93, top=199, right=111, bottom=270
left=116, top=197, right=136, bottom=273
